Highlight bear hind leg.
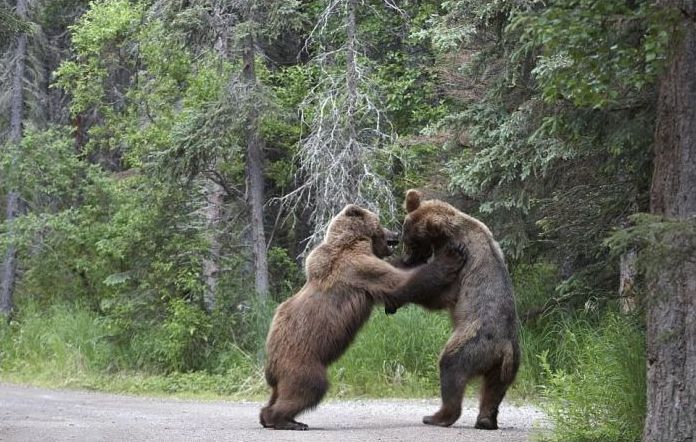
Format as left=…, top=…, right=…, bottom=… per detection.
left=423, top=344, right=471, bottom=427
left=259, top=386, right=278, bottom=428
left=265, top=370, right=328, bottom=431
left=269, top=404, right=310, bottom=431
left=475, top=367, right=512, bottom=430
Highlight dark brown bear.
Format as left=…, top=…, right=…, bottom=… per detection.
left=260, top=204, right=467, bottom=430
left=390, top=190, right=520, bottom=430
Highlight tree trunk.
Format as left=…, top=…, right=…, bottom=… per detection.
left=619, top=249, right=637, bottom=314
left=0, top=193, right=20, bottom=317
left=202, top=176, right=225, bottom=313
left=200, top=8, right=233, bottom=313
left=242, top=34, right=269, bottom=300
left=1, top=0, right=28, bottom=318
left=643, top=2, right=696, bottom=440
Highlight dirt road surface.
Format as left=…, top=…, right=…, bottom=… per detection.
left=0, top=383, right=547, bottom=441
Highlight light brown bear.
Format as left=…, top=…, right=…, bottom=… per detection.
left=389, top=190, right=520, bottom=430
left=260, top=203, right=467, bottom=430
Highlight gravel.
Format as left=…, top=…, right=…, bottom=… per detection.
left=0, top=383, right=548, bottom=441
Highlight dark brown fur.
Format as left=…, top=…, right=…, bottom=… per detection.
left=392, top=190, right=521, bottom=430
left=260, top=204, right=466, bottom=430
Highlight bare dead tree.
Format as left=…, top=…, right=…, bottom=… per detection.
left=280, top=0, right=398, bottom=250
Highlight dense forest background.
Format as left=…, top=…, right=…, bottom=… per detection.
left=1, top=1, right=695, bottom=441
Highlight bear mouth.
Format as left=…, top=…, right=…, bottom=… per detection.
left=386, top=239, right=399, bottom=255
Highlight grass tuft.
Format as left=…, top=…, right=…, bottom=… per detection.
left=539, top=312, right=646, bottom=442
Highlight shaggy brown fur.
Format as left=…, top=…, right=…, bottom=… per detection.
left=260, top=204, right=467, bottom=430
left=390, top=190, right=520, bottom=430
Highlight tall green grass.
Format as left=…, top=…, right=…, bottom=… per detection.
left=510, top=262, right=559, bottom=398
left=0, top=299, right=458, bottom=398
left=539, top=312, right=646, bottom=442
left=0, top=300, right=453, bottom=398
left=0, top=302, right=111, bottom=382
left=330, top=306, right=451, bottom=398
left=0, top=301, right=264, bottom=398
left=511, top=263, right=646, bottom=441
left=1, top=263, right=647, bottom=442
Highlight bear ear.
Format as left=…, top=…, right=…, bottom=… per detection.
left=404, top=189, right=423, bottom=213
left=343, top=204, right=364, bottom=218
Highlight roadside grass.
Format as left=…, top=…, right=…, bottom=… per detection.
left=0, top=264, right=555, bottom=401
left=0, top=302, right=450, bottom=400
left=330, top=306, right=449, bottom=398
left=0, top=301, right=266, bottom=399
left=0, top=301, right=547, bottom=402
left=0, top=262, right=646, bottom=442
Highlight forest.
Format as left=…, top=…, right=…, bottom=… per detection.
left=1, top=0, right=695, bottom=441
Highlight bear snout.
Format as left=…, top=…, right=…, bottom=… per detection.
left=385, top=229, right=400, bottom=247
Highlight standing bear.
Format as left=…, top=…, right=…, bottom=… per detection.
left=389, top=190, right=520, bottom=430
left=261, top=203, right=467, bottom=430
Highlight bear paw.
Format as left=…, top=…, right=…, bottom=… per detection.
left=474, top=417, right=498, bottom=430
left=273, top=420, right=309, bottom=431
left=423, top=412, right=457, bottom=427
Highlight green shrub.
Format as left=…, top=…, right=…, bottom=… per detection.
left=227, top=297, right=277, bottom=357
left=267, top=247, right=303, bottom=302
left=513, top=262, right=558, bottom=314
left=509, top=263, right=646, bottom=441
left=129, top=298, right=213, bottom=373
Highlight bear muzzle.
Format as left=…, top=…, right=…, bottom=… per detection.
left=385, top=229, right=400, bottom=255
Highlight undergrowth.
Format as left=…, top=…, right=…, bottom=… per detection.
left=539, top=312, right=646, bottom=442
left=0, top=262, right=646, bottom=442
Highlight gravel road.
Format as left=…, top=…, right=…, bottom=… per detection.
left=0, top=383, right=547, bottom=441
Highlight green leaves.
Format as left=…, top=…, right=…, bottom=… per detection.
left=103, top=272, right=131, bottom=287
left=55, top=1, right=143, bottom=116
left=0, top=3, right=31, bottom=48
left=69, top=0, right=143, bottom=54
left=512, top=0, right=676, bottom=108
left=1, top=127, right=92, bottom=210
left=605, top=214, right=696, bottom=281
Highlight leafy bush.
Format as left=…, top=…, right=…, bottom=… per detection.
left=129, top=298, right=213, bottom=373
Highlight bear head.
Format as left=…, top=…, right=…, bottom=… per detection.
left=325, top=204, right=399, bottom=258
left=401, top=189, right=460, bottom=265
